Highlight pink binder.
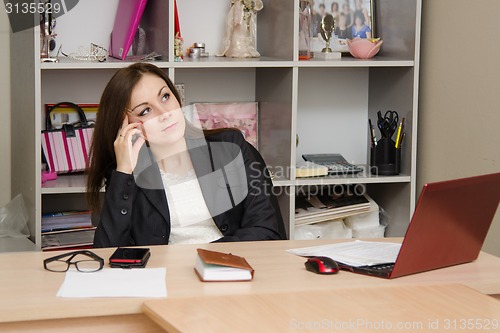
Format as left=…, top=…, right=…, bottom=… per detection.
left=110, top=0, right=149, bottom=60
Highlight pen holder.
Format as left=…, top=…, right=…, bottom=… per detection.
left=370, top=138, right=401, bottom=176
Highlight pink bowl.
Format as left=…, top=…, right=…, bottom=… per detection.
left=347, top=38, right=383, bottom=59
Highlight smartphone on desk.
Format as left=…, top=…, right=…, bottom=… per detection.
left=109, top=247, right=151, bottom=268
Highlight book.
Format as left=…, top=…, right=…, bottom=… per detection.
left=41, top=227, right=96, bottom=251
left=194, top=248, right=254, bottom=282
left=295, top=192, right=375, bottom=226
left=109, top=0, right=149, bottom=60
left=295, top=161, right=328, bottom=178
left=41, top=210, right=93, bottom=232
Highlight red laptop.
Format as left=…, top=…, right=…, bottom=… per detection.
left=342, top=172, right=500, bottom=278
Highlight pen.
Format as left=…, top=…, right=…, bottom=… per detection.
left=399, top=132, right=406, bottom=148
left=368, top=119, right=377, bottom=147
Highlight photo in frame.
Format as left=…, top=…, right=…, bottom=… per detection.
left=310, top=0, right=375, bottom=53
left=189, top=102, right=259, bottom=148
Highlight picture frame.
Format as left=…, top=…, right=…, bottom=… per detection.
left=310, top=0, right=375, bottom=53
left=188, top=102, right=259, bottom=148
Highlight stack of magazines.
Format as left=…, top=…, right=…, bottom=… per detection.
left=295, top=190, right=376, bottom=226
left=41, top=211, right=95, bottom=251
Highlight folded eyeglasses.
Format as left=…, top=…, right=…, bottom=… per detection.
left=43, top=250, right=104, bottom=273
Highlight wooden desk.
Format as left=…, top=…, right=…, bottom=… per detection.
left=1, top=239, right=500, bottom=331
left=143, top=284, right=500, bottom=333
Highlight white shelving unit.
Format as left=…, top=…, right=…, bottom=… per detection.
left=11, top=0, right=421, bottom=248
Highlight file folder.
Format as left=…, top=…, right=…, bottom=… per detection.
left=109, top=0, right=149, bottom=60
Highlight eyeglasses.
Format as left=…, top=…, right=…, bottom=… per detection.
left=43, top=250, right=104, bottom=273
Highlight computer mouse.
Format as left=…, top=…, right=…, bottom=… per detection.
left=304, top=256, right=339, bottom=274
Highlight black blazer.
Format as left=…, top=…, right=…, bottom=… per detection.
left=93, top=129, right=285, bottom=247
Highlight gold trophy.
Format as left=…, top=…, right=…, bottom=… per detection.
left=316, top=14, right=341, bottom=59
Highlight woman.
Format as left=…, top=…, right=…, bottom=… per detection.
left=351, top=11, right=372, bottom=39
left=330, top=2, right=340, bottom=21
left=353, top=0, right=371, bottom=29
left=87, top=63, right=285, bottom=247
left=342, top=2, right=353, bottom=27
left=334, top=12, right=352, bottom=39
left=311, top=3, right=326, bottom=38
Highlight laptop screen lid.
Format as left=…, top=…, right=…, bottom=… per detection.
left=390, top=172, right=500, bottom=278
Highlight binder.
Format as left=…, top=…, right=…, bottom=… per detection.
left=109, top=0, right=149, bottom=60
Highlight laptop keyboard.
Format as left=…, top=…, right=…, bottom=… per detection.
left=369, top=263, right=395, bottom=271
left=356, top=263, right=395, bottom=277
left=338, top=262, right=395, bottom=277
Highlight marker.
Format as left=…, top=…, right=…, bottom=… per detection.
left=395, top=118, right=405, bottom=148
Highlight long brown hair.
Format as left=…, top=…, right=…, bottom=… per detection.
left=86, top=63, right=182, bottom=213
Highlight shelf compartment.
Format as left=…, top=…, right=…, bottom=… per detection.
left=177, top=0, right=294, bottom=62
left=51, top=0, right=169, bottom=65
left=174, top=67, right=293, bottom=171
left=42, top=174, right=88, bottom=194
left=367, top=182, right=413, bottom=237
left=296, top=67, right=371, bottom=167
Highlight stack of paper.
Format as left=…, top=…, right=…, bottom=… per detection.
left=287, top=240, right=401, bottom=267
left=42, top=210, right=93, bottom=232
left=57, top=268, right=167, bottom=298
left=295, top=193, right=376, bottom=226
left=41, top=227, right=96, bottom=251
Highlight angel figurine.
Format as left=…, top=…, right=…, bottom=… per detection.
left=216, top=0, right=263, bottom=58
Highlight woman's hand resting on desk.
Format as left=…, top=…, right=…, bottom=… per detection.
left=114, top=117, right=146, bottom=174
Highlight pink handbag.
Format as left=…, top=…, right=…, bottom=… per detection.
left=41, top=102, right=94, bottom=174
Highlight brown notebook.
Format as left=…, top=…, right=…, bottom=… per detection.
left=194, top=248, right=254, bottom=282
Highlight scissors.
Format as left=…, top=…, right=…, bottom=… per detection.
left=377, top=110, right=399, bottom=138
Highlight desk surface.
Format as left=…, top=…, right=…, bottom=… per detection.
left=1, top=239, right=500, bottom=324
left=143, top=284, right=500, bottom=333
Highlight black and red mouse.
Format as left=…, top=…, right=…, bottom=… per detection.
left=304, top=256, right=339, bottom=274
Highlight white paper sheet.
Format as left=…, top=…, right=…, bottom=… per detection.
left=57, top=267, right=167, bottom=298
left=287, top=240, right=401, bottom=267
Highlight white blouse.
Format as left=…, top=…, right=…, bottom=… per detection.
left=160, top=169, right=223, bottom=244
